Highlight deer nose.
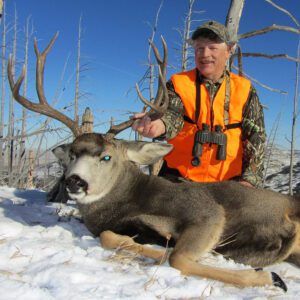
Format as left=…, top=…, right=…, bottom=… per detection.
left=65, top=175, right=88, bottom=193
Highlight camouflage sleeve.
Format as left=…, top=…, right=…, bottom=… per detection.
left=241, top=86, right=266, bottom=187
left=159, top=80, right=185, bottom=140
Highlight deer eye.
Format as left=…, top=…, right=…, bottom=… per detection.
left=101, top=155, right=111, bottom=162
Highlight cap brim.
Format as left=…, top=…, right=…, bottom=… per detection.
left=191, top=27, right=226, bottom=42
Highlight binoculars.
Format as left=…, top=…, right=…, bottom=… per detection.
left=191, top=124, right=227, bottom=166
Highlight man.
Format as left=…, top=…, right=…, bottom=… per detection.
left=133, top=20, right=266, bottom=187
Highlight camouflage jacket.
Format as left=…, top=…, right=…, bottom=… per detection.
left=158, top=72, right=266, bottom=187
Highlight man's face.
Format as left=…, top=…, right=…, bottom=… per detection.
left=193, top=37, right=231, bottom=81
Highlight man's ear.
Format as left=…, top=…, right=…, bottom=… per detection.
left=52, top=144, right=71, bottom=168
left=126, top=141, right=173, bottom=165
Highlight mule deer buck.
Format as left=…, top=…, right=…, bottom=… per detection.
left=8, top=32, right=300, bottom=292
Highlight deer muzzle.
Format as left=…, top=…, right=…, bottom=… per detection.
left=65, top=174, right=88, bottom=194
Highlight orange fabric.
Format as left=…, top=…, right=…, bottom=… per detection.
left=164, top=69, right=251, bottom=182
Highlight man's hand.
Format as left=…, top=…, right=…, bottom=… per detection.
left=132, top=113, right=166, bottom=139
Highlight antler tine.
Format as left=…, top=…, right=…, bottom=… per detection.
left=8, top=32, right=82, bottom=137
left=156, top=64, right=169, bottom=112
left=149, top=36, right=168, bottom=109
left=135, top=82, right=163, bottom=112
left=149, top=39, right=163, bottom=65
left=135, top=64, right=168, bottom=113
left=135, top=36, right=168, bottom=112
left=149, top=36, right=167, bottom=71
left=34, top=32, right=59, bottom=106
left=8, top=55, right=26, bottom=96
left=106, top=119, right=134, bottom=140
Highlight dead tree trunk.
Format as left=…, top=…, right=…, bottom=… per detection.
left=226, top=0, right=245, bottom=73
left=289, top=38, right=300, bottom=195
left=0, top=0, right=6, bottom=175
left=81, top=107, right=94, bottom=133
left=147, top=0, right=163, bottom=103
left=7, top=6, right=17, bottom=186
left=226, top=0, right=245, bottom=43
left=17, top=16, right=31, bottom=187
left=26, top=149, right=34, bottom=189
left=261, top=0, right=300, bottom=195
left=181, top=0, right=195, bottom=71
left=74, top=14, right=82, bottom=125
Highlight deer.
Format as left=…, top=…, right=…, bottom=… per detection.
left=8, top=32, right=300, bottom=292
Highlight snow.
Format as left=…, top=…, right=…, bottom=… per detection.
left=1, top=174, right=300, bottom=299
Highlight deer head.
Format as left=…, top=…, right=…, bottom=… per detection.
left=53, top=132, right=173, bottom=204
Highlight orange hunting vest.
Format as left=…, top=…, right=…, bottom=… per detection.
left=164, top=69, right=251, bottom=182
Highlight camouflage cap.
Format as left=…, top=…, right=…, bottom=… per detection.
left=191, top=20, right=230, bottom=44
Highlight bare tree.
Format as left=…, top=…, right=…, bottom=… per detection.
left=173, top=0, right=204, bottom=72
left=17, top=16, right=32, bottom=187
left=0, top=0, right=6, bottom=174
left=261, top=0, right=300, bottom=195
left=147, top=1, right=164, bottom=102
left=226, top=0, right=245, bottom=43
left=226, top=0, right=300, bottom=73
left=142, top=0, right=164, bottom=105
left=226, top=0, right=300, bottom=194
left=180, top=0, right=195, bottom=71
left=229, top=1, right=300, bottom=64
left=74, top=14, right=82, bottom=125
left=289, top=39, right=300, bottom=195
left=133, top=0, right=164, bottom=143
left=7, top=5, right=17, bottom=186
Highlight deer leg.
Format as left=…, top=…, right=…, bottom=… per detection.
left=168, top=224, right=287, bottom=291
left=100, top=230, right=168, bottom=263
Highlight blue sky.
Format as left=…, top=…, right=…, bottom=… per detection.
left=2, top=0, right=300, bottom=148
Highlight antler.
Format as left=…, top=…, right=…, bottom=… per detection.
left=8, top=32, right=82, bottom=137
left=106, top=36, right=169, bottom=138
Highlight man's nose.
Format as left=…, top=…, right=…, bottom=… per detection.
left=201, top=47, right=211, bottom=57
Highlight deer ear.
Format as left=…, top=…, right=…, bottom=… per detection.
left=126, top=141, right=173, bottom=165
left=52, top=144, right=71, bottom=168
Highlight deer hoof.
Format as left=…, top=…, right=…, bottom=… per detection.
left=254, top=268, right=263, bottom=272
left=271, top=272, right=287, bottom=292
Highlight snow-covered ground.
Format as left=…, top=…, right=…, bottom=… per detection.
left=263, top=146, right=300, bottom=194
left=1, top=148, right=300, bottom=299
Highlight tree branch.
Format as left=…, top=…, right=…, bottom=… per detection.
left=232, top=65, right=288, bottom=94
left=239, top=24, right=300, bottom=39
left=232, top=52, right=300, bottom=63
left=0, top=127, right=65, bottom=142
left=265, top=0, right=299, bottom=27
